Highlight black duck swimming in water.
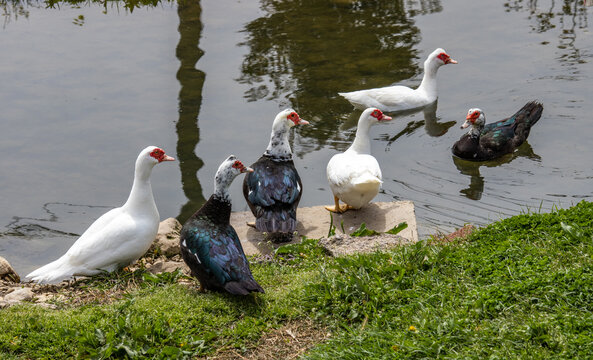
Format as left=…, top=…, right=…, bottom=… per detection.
left=452, top=101, right=543, bottom=161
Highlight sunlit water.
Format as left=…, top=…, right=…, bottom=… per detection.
left=1, top=0, right=592, bottom=276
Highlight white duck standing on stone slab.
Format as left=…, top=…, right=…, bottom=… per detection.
left=25, top=146, right=175, bottom=284
left=339, top=48, right=457, bottom=112
left=326, top=108, right=393, bottom=213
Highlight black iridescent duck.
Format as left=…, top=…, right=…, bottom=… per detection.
left=243, top=109, right=309, bottom=242
left=179, top=156, right=264, bottom=295
left=452, top=101, right=543, bottom=161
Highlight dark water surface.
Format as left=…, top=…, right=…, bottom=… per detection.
left=1, top=0, right=592, bottom=275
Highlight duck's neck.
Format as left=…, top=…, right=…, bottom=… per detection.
left=348, top=120, right=372, bottom=154
left=200, top=194, right=232, bottom=225
left=124, top=164, right=157, bottom=214
left=208, top=176, right=234, bottom=225
left=468, top=125, right=482, bottom=138
left=416, top=59, right=440, bottom=98
left=213, top=172, right=235, bottom=203
left=264, top=125, right=292, bottom=160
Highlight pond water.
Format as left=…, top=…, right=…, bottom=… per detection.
left=1, top=0, right=592, bottom=276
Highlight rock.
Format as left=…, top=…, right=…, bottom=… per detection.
left=145, top=218, right=182, bottom=258
left=318, top=233, right=411, bottom=257
left=232, top=201, right=418, bottom=256
left=3, top=287, right=34, bottom=303
left=146, top=258, right=189, bottom=275
left=0, top=256, right=20, bottom=283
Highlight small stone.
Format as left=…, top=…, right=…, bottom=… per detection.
left=318, top=233, right=410, bottom=257
left=37, top=302, right=58, bottom=310
left=146, top=259, right=188, bottom=274
left=4, top=287, right=34, bottom=303
left=145, top=218, right=182, bottom=258
left=0, top=256, right=20, bottom=283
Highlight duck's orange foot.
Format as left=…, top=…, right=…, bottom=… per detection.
left=324, top=204, right=353, bottom=214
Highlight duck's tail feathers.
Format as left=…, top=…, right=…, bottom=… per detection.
left=224, top=278, right=265, bottom=295
left=351, top=173, right=382, bottom=192
left=255, top=208, right=297, bottom=238
left=521, top=101, right=544, bottom=127
left=25, top=258, right=75, bottom=284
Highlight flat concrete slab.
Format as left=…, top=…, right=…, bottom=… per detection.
left=231, top=201, right=418, bottom=256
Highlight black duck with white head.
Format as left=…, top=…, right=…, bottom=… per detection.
left=179, top=155, right=264, bottom=295
left=243, top=109, right=309, bottom=242
left=452, top=101, right=543, bottom=161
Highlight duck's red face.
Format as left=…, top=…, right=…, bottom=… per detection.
left=461, top=109, right=482, bottom=129
left=232, top=160, right=253, bottom=173
left=466, top=109, right=481, bottom=122
left=150, top=147, right=175, bottom=162
left=437, top=52, right=457, bottom=64
left=370, top=109, right=392, bottom=121
left=287, top=111, right=309, bottom=126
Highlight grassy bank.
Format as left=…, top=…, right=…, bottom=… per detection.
left=1, top=201, right=593, bottom=359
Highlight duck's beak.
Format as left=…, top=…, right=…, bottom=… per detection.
left=160, top=155, right=175, bottom=162
left=298, top=118, right=309, bottom=125
left=243, top=167, right=254, bottom=173
left=460, top=120, right=471, bottom=129
left=380, top=114, right=393, bottom=121
left=447, top=58, right=458, bottom=64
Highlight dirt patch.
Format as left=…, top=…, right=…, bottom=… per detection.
left=205, top=319, right=330, bottom=360
left=0, top=256, right=191, bottom=309
left=431, top=224, right=476, bottom=243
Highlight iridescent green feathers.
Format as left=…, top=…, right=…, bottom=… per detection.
left=452, top=101, right=543, bottom=161
left=179, top=156, right=264, bottom=295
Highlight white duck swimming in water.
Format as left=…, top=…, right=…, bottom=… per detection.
left=339, top=48, right=457, bottom=112
left=26, top=146, right=175, bottom=284
left=326, top=108, right=393, bottom=213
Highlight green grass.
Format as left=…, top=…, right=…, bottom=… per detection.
left=2, top=201, right=593, bottom=359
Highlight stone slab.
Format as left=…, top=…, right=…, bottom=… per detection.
left=231, top=201, right=418, bottom=256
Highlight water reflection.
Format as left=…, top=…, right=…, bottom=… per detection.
left=237, top=0, right=442, bottom=149
left=452, top=142, right=541, bottom=200
left=1, top=203, right=109, bottom=239
left=1, top=0, right=33, bottom=28
left=375, top=101, right=456, bottom=147
left=1, top=0, right=208, bottom=223
left=1, top=0, right=172, bottom=28
left=504, top=0, right=589, bottom=68
left=175, top=0, right=206, bottom=223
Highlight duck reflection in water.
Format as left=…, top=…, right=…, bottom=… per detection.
left=452, top=142, right=541, bottom=201
left=369, top=101, right=456, bottom=147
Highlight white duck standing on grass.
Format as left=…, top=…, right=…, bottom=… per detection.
left=339, top=48, right=457, bottom=112
left=25, top=146, right=175, bottom=284
left=326, top=108, right=393, bottom=213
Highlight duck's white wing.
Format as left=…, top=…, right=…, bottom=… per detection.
left=369, top=85, right=418, bottom=108
left=64, top=209, right=155, bottom=270
left=341, top=85, right=425, bottom=111
left=327, top=152, right=382, bottom=188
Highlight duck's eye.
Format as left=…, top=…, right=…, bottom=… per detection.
left=149, top=148, right=164, bottom=160
left=232, top=161, right=242, bottom=169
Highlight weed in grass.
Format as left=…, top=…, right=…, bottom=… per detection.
left=350, top=223, right=381, bottom=237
